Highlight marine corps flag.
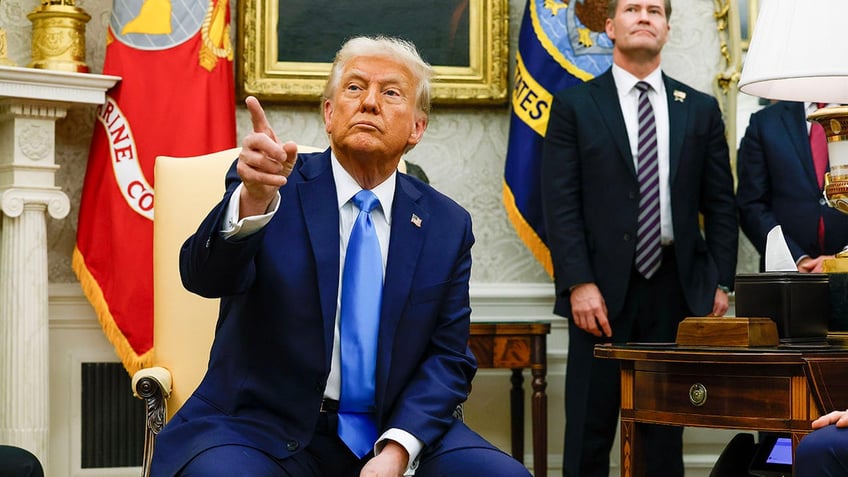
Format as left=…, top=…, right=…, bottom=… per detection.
left=503, top=0, right=612, bottom=276
left=73, top=0, right=236, bottom=374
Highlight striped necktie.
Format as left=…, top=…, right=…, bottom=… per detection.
left=634, top=81, right=662, bottom=279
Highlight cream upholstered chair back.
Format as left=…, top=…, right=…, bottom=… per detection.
left=151, top=144, right=324, bottom=415
left=152, top=146, right=236, bottom=417
left=132, top=145, right=322, bottom=476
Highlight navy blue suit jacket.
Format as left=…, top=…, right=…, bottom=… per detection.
left=737, top=101, right=848, bottom=266
left=150, top=149, right=477, bottom=475
left=541, top=69, right=738, bottom=320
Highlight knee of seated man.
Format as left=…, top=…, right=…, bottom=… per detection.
left=797, top=425, right=848, bottom=459
left=416, top=421, right=531, bottom=477
left=418, top=447, right=531, bottom=477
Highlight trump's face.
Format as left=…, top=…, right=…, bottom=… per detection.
left=324, top=55, right=427, bottom=167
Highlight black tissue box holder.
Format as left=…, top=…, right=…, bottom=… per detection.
left=734, top=272, right=830, bottom=345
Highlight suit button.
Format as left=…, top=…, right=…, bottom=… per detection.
left=628, top=191, right=636, bottom=200
left=286, top=440, right=299, bottom=452
left=623, top=233, right=631, bottom=241
left=821, top=198, right=827, bottom=206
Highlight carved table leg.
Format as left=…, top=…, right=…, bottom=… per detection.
left=531, top=366, right=547, bottom=477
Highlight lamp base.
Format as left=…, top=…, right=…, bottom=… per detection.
left=824, top=172, right=848, bottom=214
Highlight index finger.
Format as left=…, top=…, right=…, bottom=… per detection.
left=245, top=96, right=278, bottom=142
left=599, top=314, right=611, bottom=338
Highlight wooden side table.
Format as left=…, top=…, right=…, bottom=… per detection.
left=594, top=343, right=848, bottom=477
left=469, top=321, right=551, bottom=477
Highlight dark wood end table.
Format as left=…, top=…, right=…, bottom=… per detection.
left=469, top=321, right=551, bottom=477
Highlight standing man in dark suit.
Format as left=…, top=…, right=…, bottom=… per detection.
left=150, top=36, right=530, bottom=477
left=737, top=101, right=848, bottom=272
left=540, top=1, right=738, bottom=476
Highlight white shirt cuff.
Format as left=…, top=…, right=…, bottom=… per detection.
left=376, top=429, right=424, bottom=476
left=220, top=183, right=280, bottom=239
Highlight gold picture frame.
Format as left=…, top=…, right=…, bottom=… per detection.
left=237, top=0, right=509, bottom=105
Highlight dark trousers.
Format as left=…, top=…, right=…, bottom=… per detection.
left=0, top=446, right=44, bottom=477
left=795, top=425, right=848, bottom=476
left=563, top=247, right=689, bottom=477
left=178, top=411, right=531, bottom=477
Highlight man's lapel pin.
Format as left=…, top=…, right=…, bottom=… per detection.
left=673, top=90, right=687, bottom=103
left=410, top=214, right=422, bottom=228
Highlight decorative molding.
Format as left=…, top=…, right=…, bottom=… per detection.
left=712, top=0, right=744, bottom=168
left=19, top=122, right=53, bottom=160
left=0, top=65, right=119, bottom=105
left=470, top=283, right=555, bottom=319
left=0, top=187, right=70, bottom=218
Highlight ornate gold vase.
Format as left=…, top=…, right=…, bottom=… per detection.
left=27, top=0, right=91, bottom=72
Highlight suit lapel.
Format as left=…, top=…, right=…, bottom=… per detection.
left=592, top=71, right=636, bottom=178
left=780, top=101, right=818, bottom=185
left=375, top=175, right=426, bottom=406
left=664, top=75, right=687, bottom=183
left=297, top=151, right=342, bottom=371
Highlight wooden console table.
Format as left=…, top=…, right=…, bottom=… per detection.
left=469, top=321, right=551, bottom=477
left=594, top=343, right=848, bottom=477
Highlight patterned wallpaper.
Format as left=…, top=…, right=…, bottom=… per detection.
left=0, top=0, right=757, bottom=285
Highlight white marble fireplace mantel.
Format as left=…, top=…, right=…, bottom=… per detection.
left=0, top=65, right=119, bottom=469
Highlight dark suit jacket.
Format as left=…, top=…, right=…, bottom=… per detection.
left=150, top=149, right=477, bottom=475
left=541, top=69, right=738, bottom=320
left=737, top=101, right=848, bottom=266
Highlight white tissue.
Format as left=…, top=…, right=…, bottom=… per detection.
left=765, top=225, right=797, bottom=271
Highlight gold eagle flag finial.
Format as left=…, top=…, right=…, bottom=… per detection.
left=199, top=0, right=233, bottom=72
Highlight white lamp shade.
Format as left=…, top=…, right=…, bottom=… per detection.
left=739, top=0, right=848, bottom=103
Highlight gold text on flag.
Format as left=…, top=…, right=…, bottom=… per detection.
left=95, top=96, right=154, bottom=220
left=512, top=51, right=553, bottom=137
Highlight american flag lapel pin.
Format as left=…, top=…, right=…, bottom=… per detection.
left=410, top=213, right=422, bottom=228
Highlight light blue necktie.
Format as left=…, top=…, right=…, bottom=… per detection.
left=337, top=189, right=382, bottom=459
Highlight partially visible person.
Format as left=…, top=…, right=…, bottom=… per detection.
left=149, top=35, right=530, bottom=477
left=737, top=101, right=848, bottom=273
left=540, top=0, right=738, bottom=476
left=795, top=409, right=848, bottom=476
left=398, top=159, right=429, bottom=184
left=0, top=445, right=44, bottom=477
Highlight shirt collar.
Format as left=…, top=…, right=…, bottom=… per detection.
left=612, top=63, right=664, bottom=97
left=806, top=101, right=833, bottom=113
left=331, top=151, right=395, bottom=225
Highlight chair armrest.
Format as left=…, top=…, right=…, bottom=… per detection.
left=132, top=367, right=172, bottom=477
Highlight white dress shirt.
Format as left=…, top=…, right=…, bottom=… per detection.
left=612, top=64, right=674, bottom=245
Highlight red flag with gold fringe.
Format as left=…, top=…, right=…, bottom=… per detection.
left=73, top=0, right=236, bottom=374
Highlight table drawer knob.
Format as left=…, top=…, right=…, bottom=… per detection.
left=689, top=383, right=707, bottom=406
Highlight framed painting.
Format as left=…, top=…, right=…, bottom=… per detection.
left=237, top=0, right=509, bottom=105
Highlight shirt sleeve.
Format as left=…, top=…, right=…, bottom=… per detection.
left=220, top=183, right=280, bottom=239
left=376, top=429, right=424, bottom=476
